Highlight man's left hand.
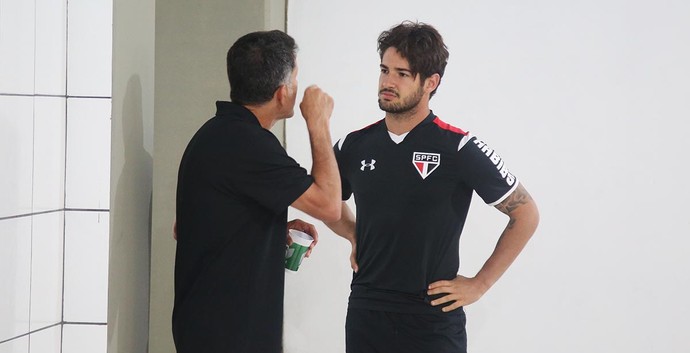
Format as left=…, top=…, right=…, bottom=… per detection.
left=287, top=219, right=319, bottom=257
left=427, top=275, right=488, bottom=312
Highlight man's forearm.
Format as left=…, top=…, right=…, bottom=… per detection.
left=325, top=202, right=356, bottom=244
left=294, top=85, right=341, bottom=221
left=476, top=184, right=540, bottom=292
left=307, top=120, right=341, bottom=214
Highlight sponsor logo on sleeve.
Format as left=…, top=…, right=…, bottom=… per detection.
left=412, top=152, right=440, bottom=179
left=472, top=139, right=516, bottom=186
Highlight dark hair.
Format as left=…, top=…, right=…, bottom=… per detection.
left=377, top=21, right=449, bottom=97
left=226, top=30, right=297, bottom=105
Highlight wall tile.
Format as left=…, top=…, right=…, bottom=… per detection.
left=0, top=336, right=28, bottom=353
left=0, top=218, right=32, bottom=342
left=34, top=0, right=67, bottom=95
left=0, top=0, right=35, bottom=94
left=62, top=325, right=106, bottom=353
left=0, top=96, right=34, bottom=218
left=30, top=212, right=64, bottom=330
left=67, top=0, right=113, bottom=97
left=28, top=325, right=61, bottom=353
left=33, top=97, right=66, bottom=212
left=65, top=98, right=111, bottom=209
left=63, top=211, right=109, bottom=323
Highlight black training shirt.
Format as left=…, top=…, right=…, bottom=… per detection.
left=173, top=101, right=313, bottom=353
left=334, top=111, right=518, bottom=314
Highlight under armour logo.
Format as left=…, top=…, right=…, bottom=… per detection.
left=360, top=159, right=376, bottom=171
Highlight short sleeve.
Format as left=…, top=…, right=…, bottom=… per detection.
left=224, top=127, right=313, bottom=214
left=334, top=138, right=353, bottom=201
left=457, top=134, right=519, bottom=206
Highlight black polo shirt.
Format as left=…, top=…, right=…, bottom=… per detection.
left=173, top=101, right=313, bottom=353
left=334, top=111, right=518, bottom=314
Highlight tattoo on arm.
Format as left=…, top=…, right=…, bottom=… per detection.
left=496, top=184, right=531, bottom=215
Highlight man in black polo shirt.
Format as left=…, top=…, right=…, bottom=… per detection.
left=326, top=22, right=540, bottom=353
left=173, top=30, right=341, bottom=353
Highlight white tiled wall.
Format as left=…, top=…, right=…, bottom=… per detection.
left=65, top=98, right=112, bottom=209
left=0, top=96, right=34, bottom=218
left=0, top=336, right=28, bottom=353
left=63, top=325, right=107, bottom=353
left=34, top=0, right=67, bottom=96
left=0, top=0, right=112, bottom=351
left=32, top=97, right=66, bottom=212
left=0, top=218, right=32, bottom=342
left=30, top=213, right=64, bottom=330
left=64, top=212, right=110, bottom=323
left=28, top=326, right=61, bottom=353
left=67, top=0, right=113, bottom=97
left=0, top=0, right=35, bottom=94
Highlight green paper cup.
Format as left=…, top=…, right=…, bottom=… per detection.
left=285, top=229, right=314, bottom=272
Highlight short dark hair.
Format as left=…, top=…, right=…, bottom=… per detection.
left=226, top=30, right=298, bottom=105
left=377, top=21, right=449, bottom=97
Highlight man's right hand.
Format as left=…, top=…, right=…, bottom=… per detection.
left=290, top=85, right=341, bottom=222
left=350, top=242, right=359, bottom=273
left=299, top=85, right=333, bottom=126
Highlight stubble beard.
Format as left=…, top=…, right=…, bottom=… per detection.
left=378, top=84, right=425, bottom=118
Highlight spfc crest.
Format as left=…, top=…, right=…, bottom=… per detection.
left=412, top=152, right=440, bottom=179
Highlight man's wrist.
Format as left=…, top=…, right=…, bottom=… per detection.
left=471, top=274, right=493, bottom=294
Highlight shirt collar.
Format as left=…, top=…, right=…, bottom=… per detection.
left=215, top=101, right=261, bottom=126
left=419, top=110, right=437, bottom=126
left=381, top=110, right=437, bottom=133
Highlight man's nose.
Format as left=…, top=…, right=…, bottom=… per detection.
left=380, top=77, right=395, bottom=89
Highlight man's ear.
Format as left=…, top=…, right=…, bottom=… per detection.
left=424, top=73, right=441, bottom=94
left=274, top=84, right=289, bottom=107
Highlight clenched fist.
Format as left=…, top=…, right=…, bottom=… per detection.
left=299, top=85, right=334, bottom=126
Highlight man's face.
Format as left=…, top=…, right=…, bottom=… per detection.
left=378, top=48, right=425, bottom=114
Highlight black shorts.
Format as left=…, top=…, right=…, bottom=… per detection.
left=345, top=308, right=467, bottom=353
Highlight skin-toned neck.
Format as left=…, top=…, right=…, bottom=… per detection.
left=384, top=99, right=431, bottom=135
left=245, top=103, right=279, bottom=130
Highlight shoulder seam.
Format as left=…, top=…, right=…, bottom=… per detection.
left=355, top=119, right=384, bottom=132
left=339, top=119, right=384, bottom=150
left=432, top=117, right=468, bottom=136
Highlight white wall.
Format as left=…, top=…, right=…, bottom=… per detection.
left=284, top=1, right=690, bottom=352
left=109, top=0, right=154, bottom=352
left=0, top=0, right=112, bottom=352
